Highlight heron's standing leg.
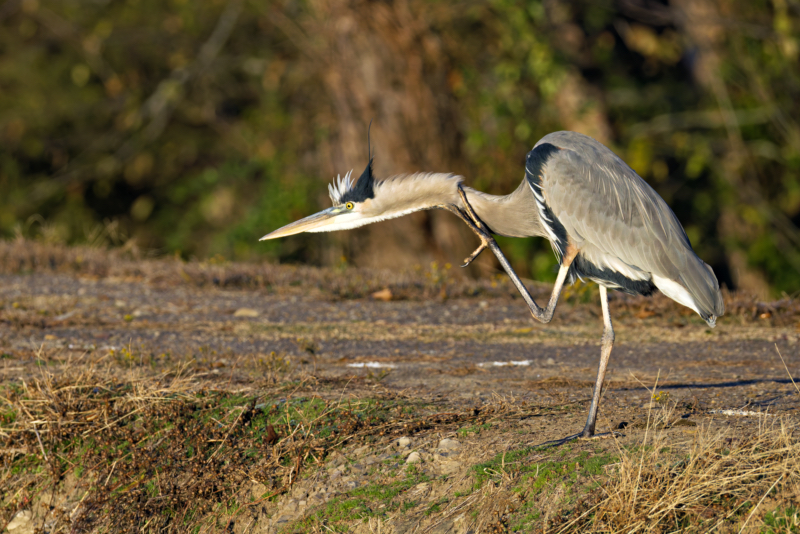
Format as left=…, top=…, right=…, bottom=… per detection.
left=581, top=285, right=615, bottom=437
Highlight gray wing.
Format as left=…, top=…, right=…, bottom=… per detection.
left=536, top=132, right=724, bottom=320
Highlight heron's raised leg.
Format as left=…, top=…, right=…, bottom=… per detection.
left=581, top=285, right=615, bottom=437
left=452, top=185, right=574, bottom=324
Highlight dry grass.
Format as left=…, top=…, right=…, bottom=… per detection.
left=551, top=402, right=800, bottom=533
left=3, top=350, right=799, bottom=533
left=0, top=348, right=535, bottom=532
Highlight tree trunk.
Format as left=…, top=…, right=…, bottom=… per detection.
left=301, top=0, right=475, bottom=271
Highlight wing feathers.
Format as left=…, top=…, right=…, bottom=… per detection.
left=536, top=132, right=723, bottom=322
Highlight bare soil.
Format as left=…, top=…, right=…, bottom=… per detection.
left=1, top=241, right=799, bottom=533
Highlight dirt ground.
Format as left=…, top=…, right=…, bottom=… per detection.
left=1, top=242, right=799, bottom=533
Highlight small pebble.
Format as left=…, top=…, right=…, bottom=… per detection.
left=438, top=438, right=461, bottom=451
left=406, top=451, right=422, bottom=464
left=273, top=515, right=293, bottom=526
left=6, top=511, right=32, bottom=533
left=350, top=466, right=365, bottom=475
left=439, top=460, right=462, bottom=475
left=396, top=436, right=412, bottom=448
left=327, top=453, right=346, bottom=468
left=412, top=482, right=431, bottom=494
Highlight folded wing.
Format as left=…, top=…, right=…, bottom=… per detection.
left=535, top=132, right=724, bottom=323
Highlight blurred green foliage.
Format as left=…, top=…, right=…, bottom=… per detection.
left=1, top=0, right=800, bottom=295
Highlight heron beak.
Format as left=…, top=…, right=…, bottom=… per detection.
left=259, top=207, right=341, bottom=240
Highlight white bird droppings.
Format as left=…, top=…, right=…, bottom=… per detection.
left=233, top=308, right=259, bottom=317
left=477, top=360, right=531, bottom=367
left=709, top=409, right=775, bottom=417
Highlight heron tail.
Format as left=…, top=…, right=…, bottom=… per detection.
left=679, top=256, right=725, bottom=328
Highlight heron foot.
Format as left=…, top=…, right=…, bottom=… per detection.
left=532, top=433, right=582, bottom=448
left=531, top=431, right=621, bottom=448
left=462, top=242, right=488, bottom=268
left=456, top=184, right=495, bottom=268
left=579, top=432, right=620, bottom=441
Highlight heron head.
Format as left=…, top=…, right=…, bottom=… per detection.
left=261, top=157, right=465, bottom=241
left=259, top=158, right=378, bottom=240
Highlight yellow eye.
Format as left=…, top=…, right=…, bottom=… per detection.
left=345, top=202, right=354, bottom=210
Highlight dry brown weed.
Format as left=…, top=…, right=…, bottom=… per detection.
left=553, top=404, right=800, bottom=533
left=0, top=347, right=529, bottom=532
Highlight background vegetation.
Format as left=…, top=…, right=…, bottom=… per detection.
left=2, top=0, right=800, bottom=296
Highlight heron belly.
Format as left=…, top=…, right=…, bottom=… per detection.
left=571, top=253, right=656, bottom=297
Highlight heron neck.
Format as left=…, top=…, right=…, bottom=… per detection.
left=370, top=173, right=543, bottom=238
left=461, top=181, right=544, bottom=238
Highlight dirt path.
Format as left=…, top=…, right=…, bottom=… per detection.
left=2, top=272, right=798, bottom=417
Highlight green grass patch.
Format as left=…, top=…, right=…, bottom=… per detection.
left=763, top=506, right=800, bottom=533
left=471, top=446, right=617, bottom=532
left=457, top=422, right=492, bottom=437
left=425, top=496, right=449, bottom=516
left=472, top=446, right=615, bottom=491
left=286, top=465, right=432, bottom=531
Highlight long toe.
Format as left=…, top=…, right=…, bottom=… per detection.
left=531, top=433, right=583, bottom=448
left=579, top=431, right=620, bottom=441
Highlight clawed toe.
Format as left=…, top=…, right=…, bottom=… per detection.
left=462, top=242, right=488, bottom=267
left=532, top=430, right=622, bottom=448
left=579, top=431, right=621, bottom=441
left=531, top=433, right=582, bottom=448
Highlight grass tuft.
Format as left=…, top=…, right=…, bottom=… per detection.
left=550, top=411, right=800, bottom=532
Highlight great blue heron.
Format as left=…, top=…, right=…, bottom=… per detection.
left=261, top=131, right=724, bottom=439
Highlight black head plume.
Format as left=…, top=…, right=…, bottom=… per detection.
left=338, top=123, right=376, bottom=204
